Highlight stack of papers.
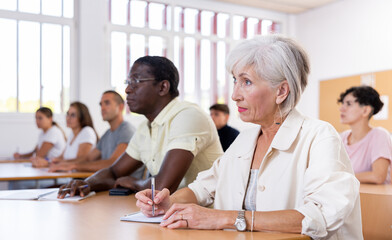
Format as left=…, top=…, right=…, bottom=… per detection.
left=0, top=188, right=96, bottom=202
left=120, top=211, right=163, bottom=223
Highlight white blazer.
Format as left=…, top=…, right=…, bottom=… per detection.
left=189, top=109, right=363, bottom=240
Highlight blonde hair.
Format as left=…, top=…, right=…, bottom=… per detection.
left=226, top=35, right=310, bottom=116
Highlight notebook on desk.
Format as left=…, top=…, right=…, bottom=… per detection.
left=39, top=190, right=96, bottom=202
left=0, top=189, right=57, bottom=200
left=0, top=188, right=95, bottom=202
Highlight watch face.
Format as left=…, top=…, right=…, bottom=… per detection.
left=238, top=221, right=246, bottom=231
left=235, top=219, right=246, bottom=231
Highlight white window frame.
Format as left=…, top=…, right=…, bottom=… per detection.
left=107, top=0, right=287, bottom=111
left=0, top=1, right=76, bottom=113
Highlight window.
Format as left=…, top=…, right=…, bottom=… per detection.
left=108, top=0, right=281, bottom=111
left=0, top=0, right=74, bottom=113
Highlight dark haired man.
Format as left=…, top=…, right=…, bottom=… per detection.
left=210, top=103, right=240, bottom=151
left=58, top=56, right=223, bottom=198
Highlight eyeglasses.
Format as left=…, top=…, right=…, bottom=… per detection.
left=124, top=77, right=156, bottom=89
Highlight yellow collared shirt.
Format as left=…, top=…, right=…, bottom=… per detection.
left=126, top=98, right=223, bottom=187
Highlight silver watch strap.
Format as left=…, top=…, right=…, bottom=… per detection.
left=238, top=210, right=245, bottom=219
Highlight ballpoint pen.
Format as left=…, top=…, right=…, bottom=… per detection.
left=151, top=177, right=155, bottom=216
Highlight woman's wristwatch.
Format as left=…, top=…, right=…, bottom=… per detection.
left=234, top=210, right=247, bottom=231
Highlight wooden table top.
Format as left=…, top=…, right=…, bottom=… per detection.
left=0, top=191, right=310, bottom=240
left=0, top=162, right=92, bottom=180
left=360, top=183, right=392, bottom=195
left=0, top=158, right=30, bottom=163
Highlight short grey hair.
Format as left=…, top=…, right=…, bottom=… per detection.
left=226, top=35, right=310, bottom=116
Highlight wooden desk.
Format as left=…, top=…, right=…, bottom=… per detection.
left=0, top=158, right=32, bottom=163
left=0, top=162, right=92, bottom=181
left=360, top=184, right=392, bottom=240
left=0, top=192, right=310, bottom=240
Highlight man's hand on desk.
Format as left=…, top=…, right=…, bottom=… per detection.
left=58, top=180, right=91, bottom=199
left=31, top=156, right=49, bottom=168
left=114, top=176, right=138, bottom=190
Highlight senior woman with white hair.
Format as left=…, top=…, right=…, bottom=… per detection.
left=135, top=35, right=363, bottom=240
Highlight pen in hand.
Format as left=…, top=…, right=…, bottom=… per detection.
left=151, top=177, right=155, bottom=216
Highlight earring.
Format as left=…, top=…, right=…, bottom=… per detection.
left=275, top=105, right=283, bottom=125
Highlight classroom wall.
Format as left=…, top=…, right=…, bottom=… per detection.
left=0, top=0, right=290, bottom=157
left=294, top=0, right=392, bottom=120
left=0, top=113, right=68, bottom=157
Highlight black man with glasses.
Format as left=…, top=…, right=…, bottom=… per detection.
left=58, top=56, right=223, bottom=198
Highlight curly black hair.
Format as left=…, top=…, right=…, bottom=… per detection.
left=133, top=56, right=179, bottom=98
left=338, top=86, right=384, bottom=117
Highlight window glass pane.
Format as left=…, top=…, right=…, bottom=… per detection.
left=247, top=17, right=259, bottom=39
left=254, top=19, right=262, bottom=35
left=200, top=93, right=210, bottom=113
left=184, top=37, right=195, bottom=102
left=262, top=20, right=273, bottom=35
left=149, top=3, right=164, bottom=30
left=111, top=32, right=127, bottom=94
left=201, top=11, right=213, bottom=36
left=165, top=5, right=171, bottom=31
left=111, top=0, right=128, bottom=25
left=63, top=26, right=70, bottom=112
left=63, top=0, right=74, bottom=18
left=173, top=36, right=179, bottom=68
left=0, top=0, right=17, bottom=11
left=184, top=8, right=197, bottom=34
left=217, top=41, right=226, bottom=101
left=130, top=0, right=146, bottom=28
left=233, top=15, right=244, bottom=40
left=0, top=19, right=17, bottom=112
left=42, top=23, right=62, bottom=113
left=173, top=7, right=182, bottom=32
left=200, top=39, right=211, bottom=111
left=200, top=40, right=210, bottom=90
left=217, top=13, right=229, bottom=38
left=273, top=22, right=281, bottom=33
left=130, top=34, right=145, bottom=67
left=148, top=36, right=164, bottom=56
left=19, top=0, right=40, bottom=14
left=19, top=21, right=40, bottom=112
left=42, top=0, right=62, bottom=17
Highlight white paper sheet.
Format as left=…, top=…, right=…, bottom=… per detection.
left=120, top=211, right=163, bottom=223
left=0, top=189, right=57, bottom=200
left=39, top=190, right=96, bottom=202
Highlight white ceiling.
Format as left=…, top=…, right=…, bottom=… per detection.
left=209, top=0, right=340, bottom=14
